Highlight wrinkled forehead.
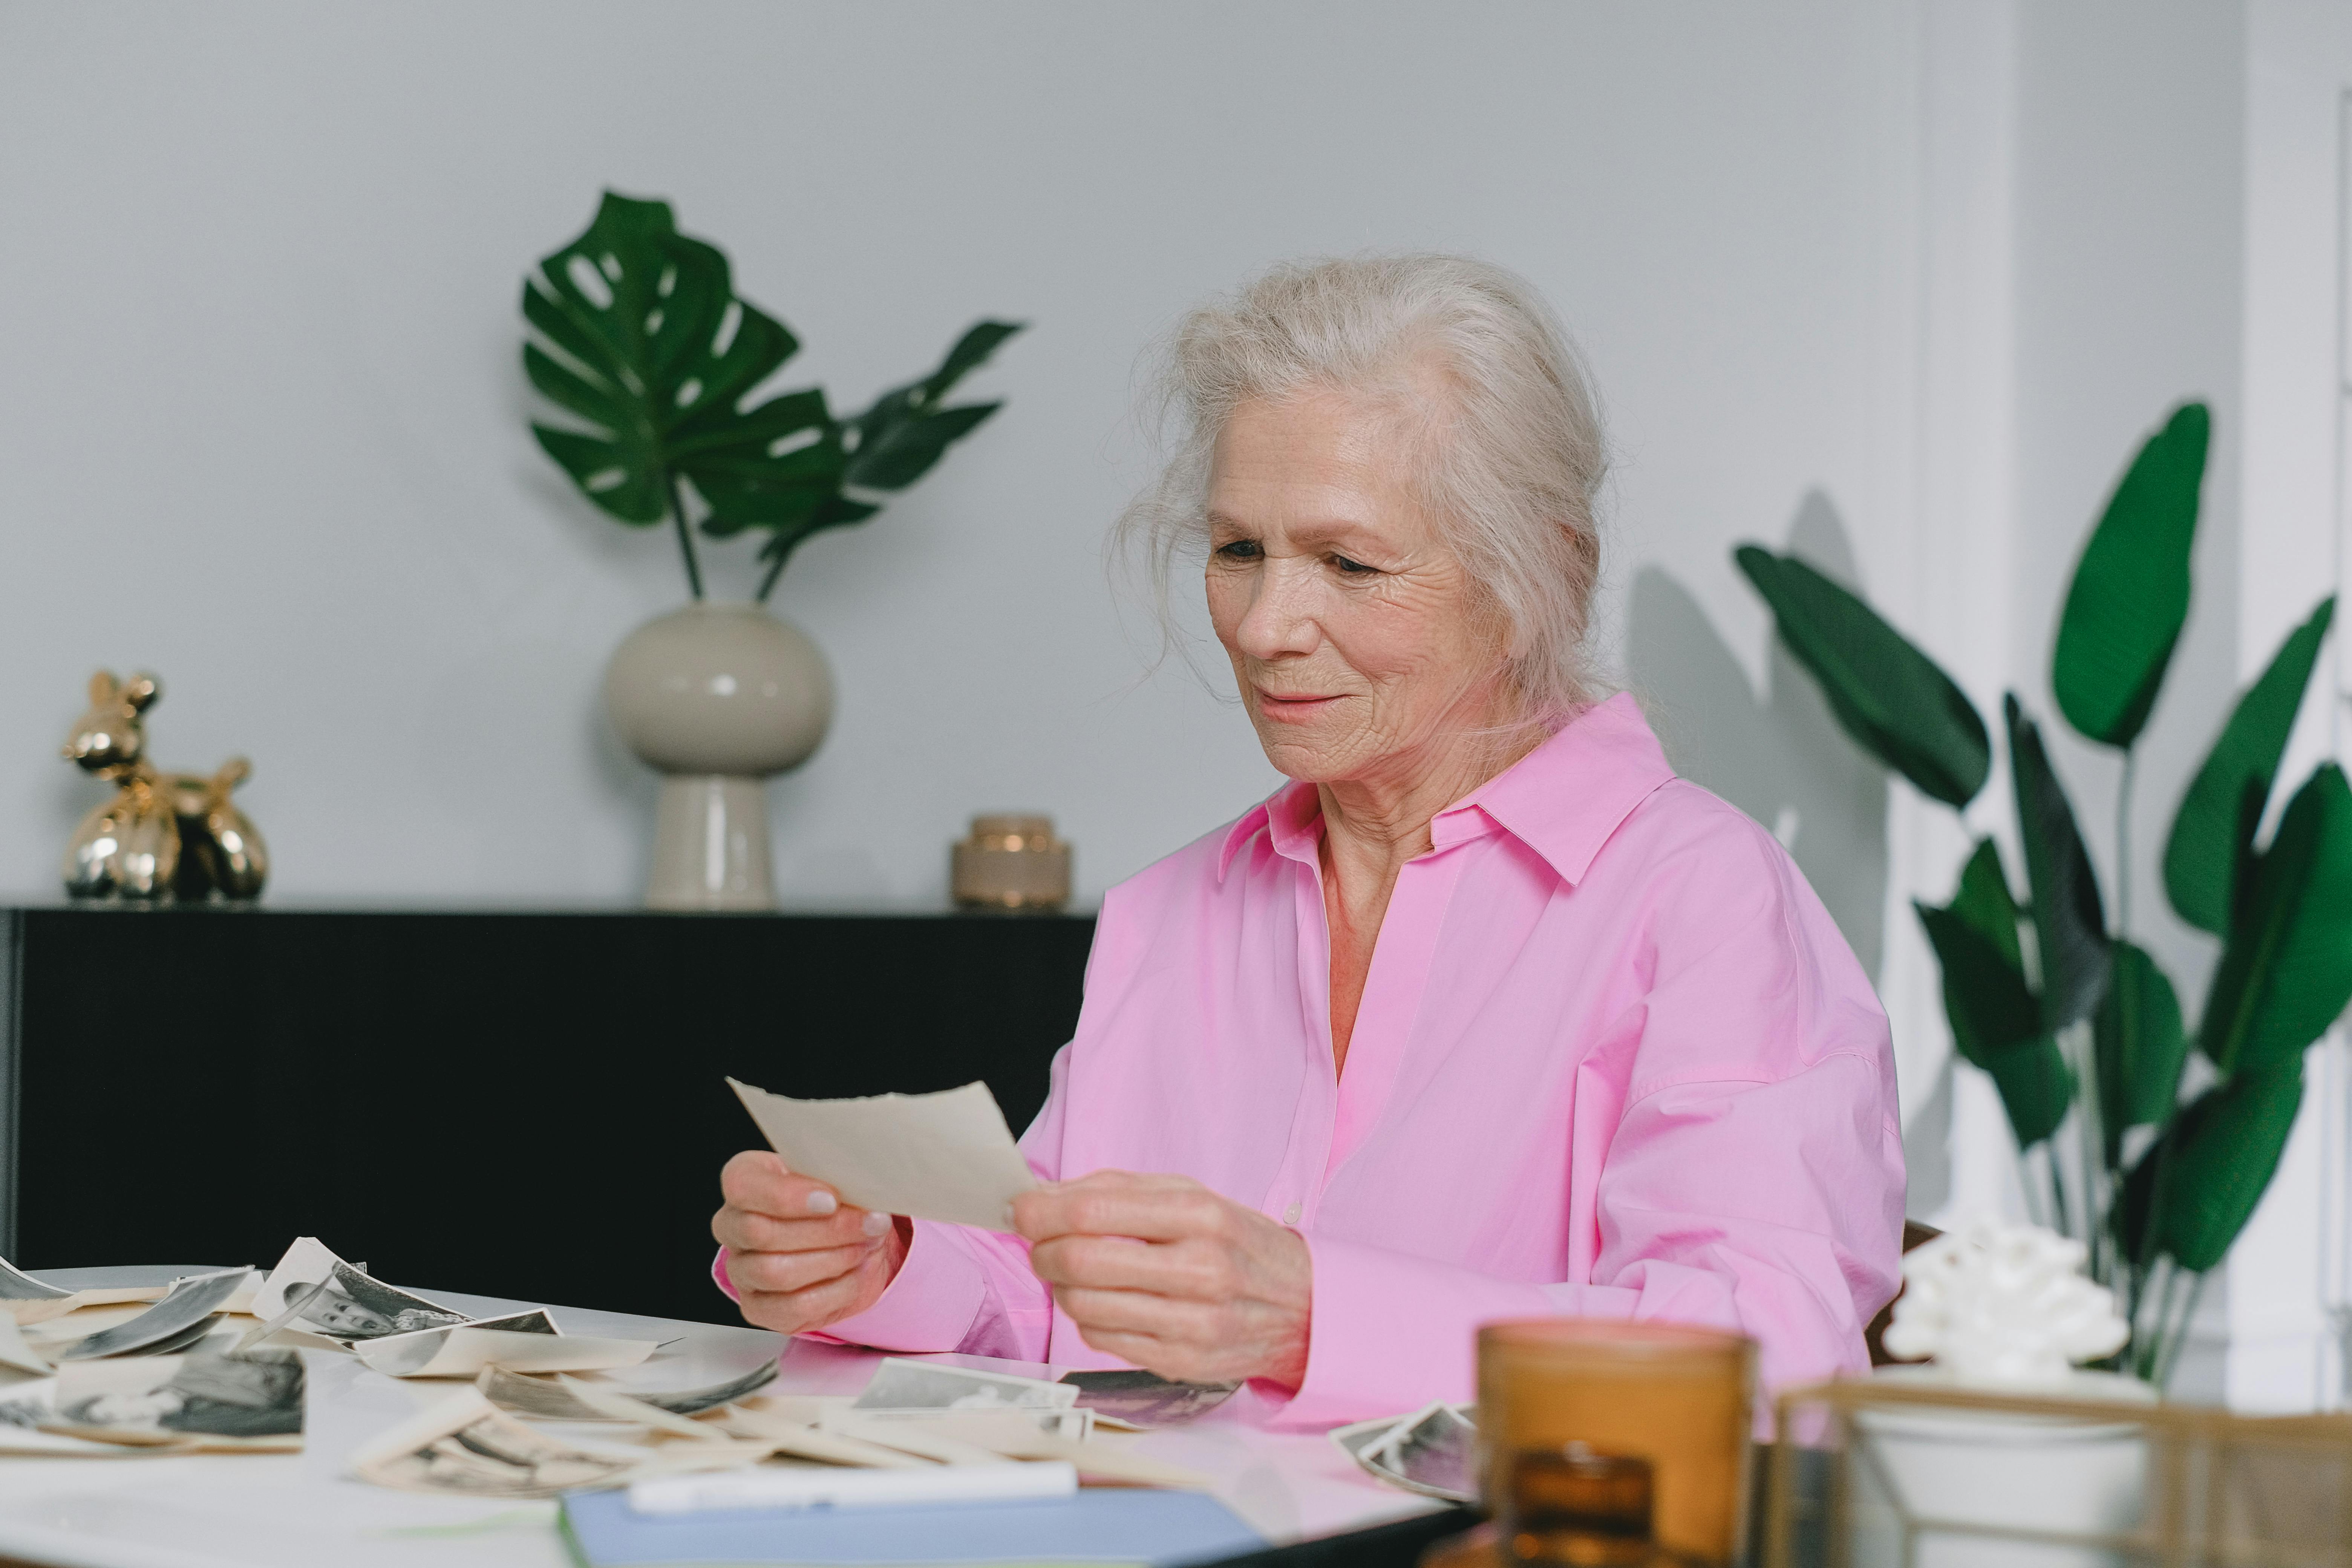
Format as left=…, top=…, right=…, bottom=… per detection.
left=1207, top=386, right=1453, bottom=550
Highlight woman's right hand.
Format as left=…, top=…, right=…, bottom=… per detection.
left=712, top=1151, right=910, bottom=1335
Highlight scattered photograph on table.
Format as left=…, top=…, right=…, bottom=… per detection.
left=52, top=1344, right=304, bottom=1443
left=0, top=1256, right=69, bottom=1301
left=852, top=1358, right=1078, bottom=1413
left=478, top=1358, right=778, bottom=1421
left=354, top=1390, right=638, bottom=1499
left=57, top=1267, right=250, bottom=1361
left=1332, top=1401, right=1478, bottom=1502
left=297, top=1263, right=470, bottom=1341
left=637, top=1358, right=779, bottom=1415
left=1058, top=1368, right=1240, bottom=1428
left=255, top=1237, right=470, bottom=1340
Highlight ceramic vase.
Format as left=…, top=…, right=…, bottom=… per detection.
left=1849, top=1370, right=2154, bottom=1568
left=603, top=602, right=833, bottom=911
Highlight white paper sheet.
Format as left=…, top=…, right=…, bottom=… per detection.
left=727, top=1079, right=1038, bottom=1231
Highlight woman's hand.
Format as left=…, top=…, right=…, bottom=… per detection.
left=1014, top=1170, right=1312, bottom=1388
left=712, top=1151, right=910, bottom=1336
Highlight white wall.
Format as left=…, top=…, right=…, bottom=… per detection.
left=0, top=1, right=1924, bottom=916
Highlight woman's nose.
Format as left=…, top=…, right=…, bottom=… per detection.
left=1234, top=560, right=1322, bottom=660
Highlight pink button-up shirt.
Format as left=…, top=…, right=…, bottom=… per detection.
left=733, top=694, right=1903, bottom=1428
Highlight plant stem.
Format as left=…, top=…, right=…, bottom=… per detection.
left=2116, top=748, right=2136, bottom=938
left=2157, top=1271, right=2208, bottom=1390
left=2047, top=1138, right=2072, bottom=1239
left=666, top=472, right=704, bottom=601
left=756, top=543, right=787, bottom=603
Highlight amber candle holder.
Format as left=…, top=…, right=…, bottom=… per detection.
left=950, top=814, right=1072, bottom=911
left=1476, top=1320, right=1755, bottom=1566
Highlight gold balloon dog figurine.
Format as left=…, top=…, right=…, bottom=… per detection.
left=62, top=671, right=267, bottom=900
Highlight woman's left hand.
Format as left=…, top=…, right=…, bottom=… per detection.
left=1012, top=1170, right=1312, bottom=1389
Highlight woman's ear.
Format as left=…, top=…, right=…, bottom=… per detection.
left=122, top=674, right=161, bottom=712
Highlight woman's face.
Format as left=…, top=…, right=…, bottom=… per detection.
left=1205, top=388, right=1505, bottom=789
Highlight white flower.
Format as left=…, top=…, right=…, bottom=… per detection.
left=1881, top=1219, right=2130, bottom=1385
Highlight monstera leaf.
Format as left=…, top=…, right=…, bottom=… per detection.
left=524, top=193, right=837, bottom=544
left=1733, top=545, right=1991, bottom=807
left=523, top=192, right=1022, bottom=597
left=733, top=321, right=1024, bottom=591
left=2164, top=597, right=2335, bottom=935
left=2052, top=403, right=2209, bottom=749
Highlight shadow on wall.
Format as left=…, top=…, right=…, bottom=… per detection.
left=1626, top=490, right=1951, bottom=1216
left=1627, top=489, right=1888, bottom=974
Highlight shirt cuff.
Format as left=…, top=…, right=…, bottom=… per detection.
left=795, top=1219, right=992, bottom=1354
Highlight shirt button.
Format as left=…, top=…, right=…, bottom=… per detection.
left=1283, top=1203, right=1302, bottom=1226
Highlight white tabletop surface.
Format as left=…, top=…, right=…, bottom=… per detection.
left=0, top=1266, right=1440, bottom=1568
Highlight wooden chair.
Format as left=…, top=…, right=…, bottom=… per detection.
left=1865, top=1220, right=1942, bottom=1367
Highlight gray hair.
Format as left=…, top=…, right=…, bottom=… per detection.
left=1118, top=252, right=1609, bottom=721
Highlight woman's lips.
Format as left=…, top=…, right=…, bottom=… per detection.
left=1254, top=690, right=1341, bottom=723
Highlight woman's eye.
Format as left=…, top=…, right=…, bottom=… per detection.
left=1214, top=539, right=1262, bottom=561
left=1331, top=554, right=1377, bottom=576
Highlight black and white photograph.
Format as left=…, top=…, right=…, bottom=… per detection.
left=478, top=1360, right=779, bottom=1422
left=52, top=1346, right=305, bottom=1446
left=293, top=1264, right=470, bottom=1343
left=353, top=1391, right=638, bottom=1499
left=1332, top=1403, right=1478, bottom=1503
left=851, top=1358, right=1079, bottom=1415
left=0, top=1259, right=67, bottom=1303
left=57, top=1269, right=250, bottom=1363
left=1058, top=1369, right=1240, bottom=1429
left=354, top=1315, right=652, bottom=1380
left=254, top=1237, right=470, bottom=1341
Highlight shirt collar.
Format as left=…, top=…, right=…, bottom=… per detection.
left=1215, top=692, right=1675, bottom=887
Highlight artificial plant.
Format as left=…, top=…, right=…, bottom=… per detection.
left=522, top=192, right=1021, bottom=600
left=1737, top=401, right=2352, bottom=1386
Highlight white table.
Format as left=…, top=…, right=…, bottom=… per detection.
left=0, top=1266, right=1440, bottom=1568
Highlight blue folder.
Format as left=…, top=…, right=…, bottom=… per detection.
left=559, top=1486, right=1266, bottom=1566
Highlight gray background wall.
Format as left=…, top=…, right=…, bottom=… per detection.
left=0, top=1, right=1920, bottom=914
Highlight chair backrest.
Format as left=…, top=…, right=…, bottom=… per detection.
left=1864, top=1221, right=1941, bottom=1367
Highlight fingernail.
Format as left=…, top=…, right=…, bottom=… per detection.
left=804, top=1190, right=839, bottom=1216
left=862, top=1210, right=892, bottom=1237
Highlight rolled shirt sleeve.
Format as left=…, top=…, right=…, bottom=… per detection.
left=1276, top=1057, right=1902, bottom=1429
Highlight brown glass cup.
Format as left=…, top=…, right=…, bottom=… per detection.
left=1476, top=1320, right=1755, bottom=1566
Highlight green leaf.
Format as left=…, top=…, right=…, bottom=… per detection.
left=753, top=495, right=884, bottom=569
left=1948, top=837, right=2027, bottom=969
left=2053, top=402, right=2209, bottom=748
left=2164, top=597, right=2335, bottom=934
left=2006, top=695, right=2111, bottom=1029
left=916, top=320, right=1024, bottom=407
left=848, top=402, right=1003, bottom=490
left=521, top=193, right=813, bottom=543
left=839, top=320, right=1023, bottom=494
left=2197, top=763, right=2352, bottom=1078
left=1917, top=901, right=2041, bottom=1066
left=2094, top=940, right=2188, bottom=1162
left=1980, top=1035, right=2076, bottom=1151
left=2151, top=1061, right=2306, bottom=1271
left=1916, top=841, right=2072, bottom=1148
left=1732, top=546, right=1991, bottom=807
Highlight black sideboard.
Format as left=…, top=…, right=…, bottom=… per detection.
left=0, top=906, right=1093, bottom=1325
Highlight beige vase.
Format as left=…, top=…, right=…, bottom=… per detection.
left=603, top=602, right=834, bottom=910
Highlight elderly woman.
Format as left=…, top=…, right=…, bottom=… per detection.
left=712, top=255, right=1903, bottom=1427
